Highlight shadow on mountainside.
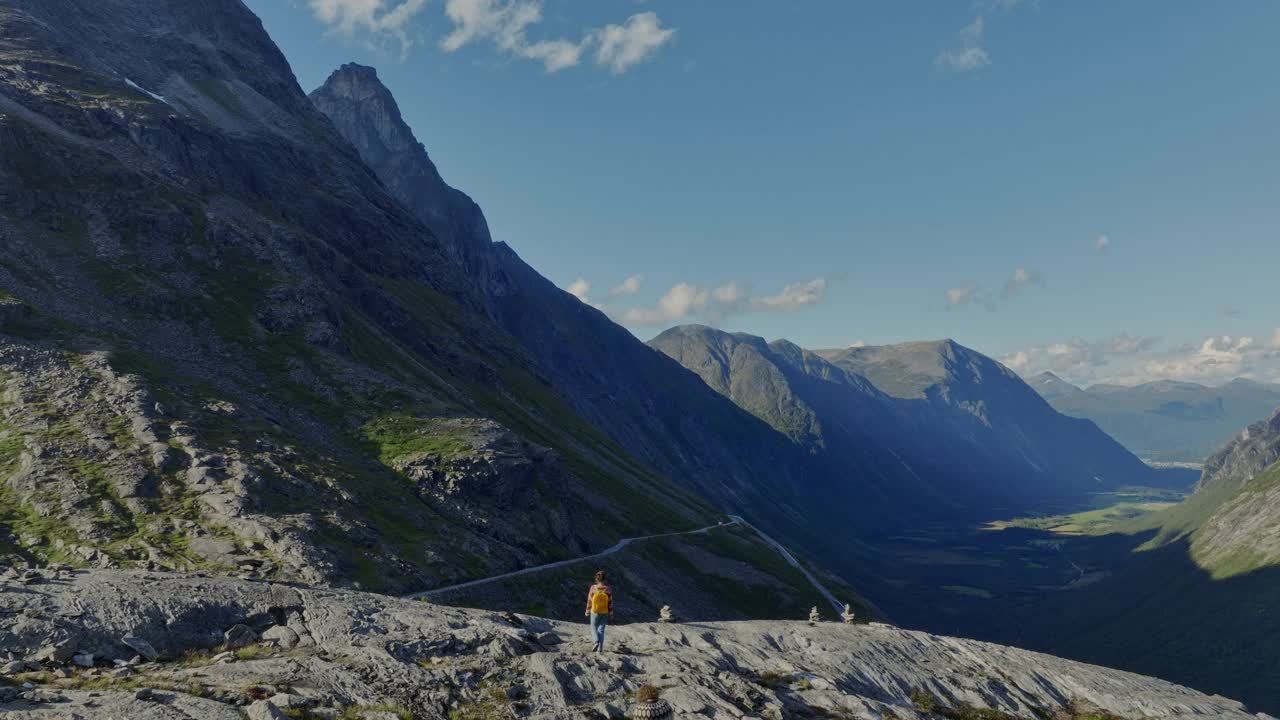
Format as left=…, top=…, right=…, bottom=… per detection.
left=1009, top=536, right=1280, bottom=717
left=814, top=520, right=1280, bottom=716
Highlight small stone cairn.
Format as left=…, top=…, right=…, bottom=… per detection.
left=841, top=604, right=857, bottom=624
left=808, top=606, right=821, bottom=626
left=627, top=685, right=673, bottom=720
left=658, top=605, right=675, bottom=624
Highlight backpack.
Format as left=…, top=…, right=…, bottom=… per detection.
left=589, top=585, right=611, bottom=614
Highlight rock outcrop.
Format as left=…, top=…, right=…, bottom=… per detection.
left=0, top=569, right=1266, bottom=720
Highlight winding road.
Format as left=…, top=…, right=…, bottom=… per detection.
left=406, top=514, right=845, bottom=613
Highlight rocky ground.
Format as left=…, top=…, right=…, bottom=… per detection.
left=0, top=567, right=1268, bottom=720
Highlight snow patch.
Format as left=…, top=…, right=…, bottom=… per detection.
left=125, top=78, right=169, bottom=106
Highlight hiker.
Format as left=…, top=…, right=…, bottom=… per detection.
left=585, top=569, right=614, bottom=652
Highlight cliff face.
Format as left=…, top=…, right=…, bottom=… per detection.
left=309, top=64, right=499, bottom=293
left=0, top=568, right=1264, bottom=720
left=1187, top=407, right=1280, bottom=574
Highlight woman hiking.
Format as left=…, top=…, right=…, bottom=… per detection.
left=585, top=570, right=614, bottom=652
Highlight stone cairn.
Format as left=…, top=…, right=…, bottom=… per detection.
left=627, top=685, right=673, bottom=720
left=841, top=604, right=857, bottom=624
left=808, top=606, right=821, bottom=626
left=658, top=605, right=676, bottom=623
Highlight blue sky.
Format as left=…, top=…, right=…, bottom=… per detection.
left=246, top=0, right=1280, bottom=386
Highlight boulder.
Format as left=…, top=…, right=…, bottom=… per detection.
left=267, top=692, right=312, bottom=709
left=261, top=625, right=300, bottom=650
left=223, top=624, right=258, bottom=649
left=36, top=640, right=76, bottom=664
left=122, top=635, right=160, bottom=660
left=246, top=700, right=289, bottom=720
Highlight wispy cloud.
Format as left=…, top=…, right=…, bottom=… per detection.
left=946, top=266, right=1043, bottom=310
left=619, top=282, right=710, bottom=326
left=439, top=0, right=674, bottom=74
left=935, top=0, right=1029, bottom=73
left=935, top=16, right=990, bottom=72
left=583, top=277, right=830, bottom=328
left=1094, top=234, right=1111, bottom=253
left=751, top=278, right=828, bottom=312
left=1002, top=267, right=1044, bottom=299
left=608, top=274, right=644, bottom=298
left=592, top=12, right=676, bottom=75
left=307, top=0, right=429, bottom=56
left=945, top=286, right=982, bottom=308
left=566, top=278, right=592, bottom=302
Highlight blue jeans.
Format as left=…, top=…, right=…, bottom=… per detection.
left=590, top=612, right=608, bottom=650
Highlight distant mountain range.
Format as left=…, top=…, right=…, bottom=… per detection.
left=1030, top=373, right=1280, bottom=463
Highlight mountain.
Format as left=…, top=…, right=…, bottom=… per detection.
left=0, top=568, right=1263, bottom=720
left=818, top=340, right=1162, bottom=495
left=651, top=328, right=1160, bottom=512
left=1030, top=372, right=1280, bottom=463
left=309, top=64, right=830, bottom=527
left=0, top=0, right=821, bottom=610
left=1016, top=406, right=1280, bottom=713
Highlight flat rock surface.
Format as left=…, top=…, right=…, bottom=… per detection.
left=0, top=570, right=1267, bottom=719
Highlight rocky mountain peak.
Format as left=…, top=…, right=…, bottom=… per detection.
left=311, top=62, right=496, bottom=285
left=313, top=62, right=422, bottom=156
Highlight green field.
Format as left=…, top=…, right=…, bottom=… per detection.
left=983, top=487, right=1186, bottom=536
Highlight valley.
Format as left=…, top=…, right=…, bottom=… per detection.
left=1, top=1, right=1278, bottom=718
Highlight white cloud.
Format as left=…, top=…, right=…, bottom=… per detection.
left=566, top=278, right=592, bottom=302
left=848, top=340, right=868, bottom=349
left=611, top=277, right=829, bottom=327
left=946, top=286, right=980, bottom=307
left=439, top=0, right=673, bottom=74
left=521, top=39, right=585, bottom=72
left=935, top=16, right=990, bottom=72
left=712, top=282, right=747, bottom=304
left=608, top=274, right=644, bottom=298
left=1002, top=267, right=1044, bottom=299
left=592, top=12, right=676, bottom=74
left=620, top=282, right=708, bottom=326
left=751, top=278, right=827, bottom=312
left=1094, top=234, right=1111, bottom=253
left=1002, top=330, right=1280, bottom=386
left=440, top=0, right=582, bottom=72
left=936, top=1, right=1031, bottom=73
left=308, top=0, right=428, bottom=54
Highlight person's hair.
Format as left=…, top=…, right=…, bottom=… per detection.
left=637, top=686, right=661, bottom=704
left=594, top=570, right=607, bottom=583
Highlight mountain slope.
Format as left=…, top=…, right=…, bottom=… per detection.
left=1031, top=372, right=1280, bottom=462
left=1017, top=406, right=1280, bottom=713
left=0, top=0, right=756, bottom=597
left=813, top=341, right=1162, bottom=496
left=650, top=328, right=1159, bottom=515
left=309, top=64, right=908, bottom=547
